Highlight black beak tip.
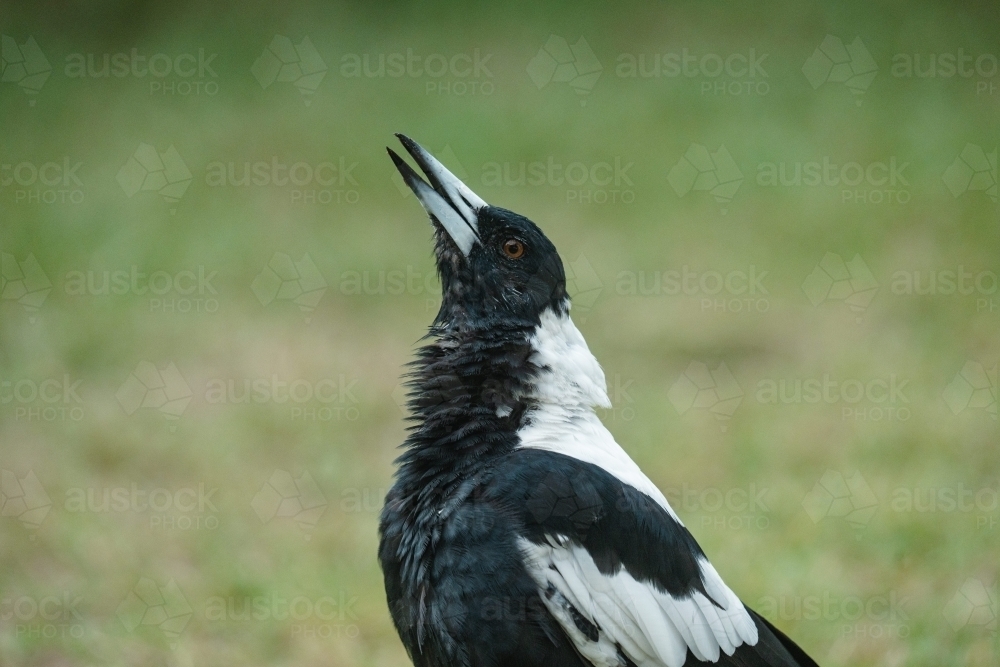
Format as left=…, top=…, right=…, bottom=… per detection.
left=387, top=147, right=408, bottom=171
left=387, top=146, right=428, bottom=196
left=395, top=134, right=424, bottom=160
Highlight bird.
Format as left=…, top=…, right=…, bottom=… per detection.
left=378, top=134, right=820, bottom=667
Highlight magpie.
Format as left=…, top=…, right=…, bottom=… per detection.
left=379, top=134, right=820, bottom=667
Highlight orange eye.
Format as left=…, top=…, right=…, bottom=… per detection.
left=502, top=239, right=525, bottom=259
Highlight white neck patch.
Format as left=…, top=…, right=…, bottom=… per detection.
left=517, top=307, right=681, bottom=523
left=526, top=306, right=611, bottom=411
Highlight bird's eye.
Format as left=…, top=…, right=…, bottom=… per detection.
left=502, top=239, right=525, bottom=259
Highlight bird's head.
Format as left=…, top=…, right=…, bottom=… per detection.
left=388, top=134, right=567, bottom=329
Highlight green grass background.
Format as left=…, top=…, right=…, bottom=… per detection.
left=1, top=1, right=998, bottom=665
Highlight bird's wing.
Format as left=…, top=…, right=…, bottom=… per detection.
left=504, top=442, right=816, bottom=667
left=519, top=537, right=756, bottom=667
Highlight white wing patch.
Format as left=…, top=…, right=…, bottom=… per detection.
left=520, top=537, right=758, bottom=667
left=518, top=308, right=682, bottom=523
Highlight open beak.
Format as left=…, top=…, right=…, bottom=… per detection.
left=387, top=134, right=487, bottom=256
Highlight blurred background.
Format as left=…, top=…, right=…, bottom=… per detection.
left=1, top=1, right=998, bottom=665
